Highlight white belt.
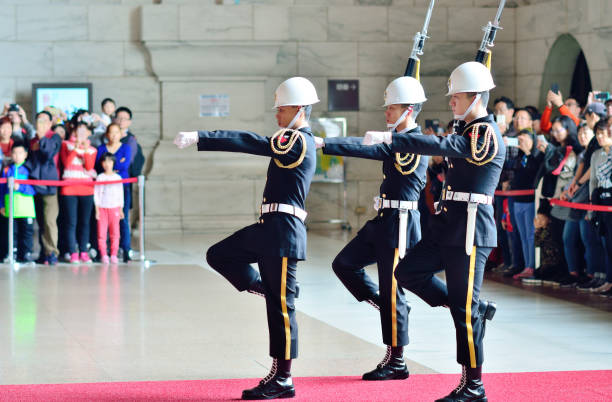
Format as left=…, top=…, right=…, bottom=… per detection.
left=373, top=197, right=418, bottom=259
left=374, top=197, right=419, bottom=211
left=443, top=191, right=493, bottom=205
left=260, top=203, right=307, bottom=222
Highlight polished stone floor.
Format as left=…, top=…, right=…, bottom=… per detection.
left=0, top=230, right=610, bottom=385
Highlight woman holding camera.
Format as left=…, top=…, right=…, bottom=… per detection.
left=60, top=122, right=97, bottom=264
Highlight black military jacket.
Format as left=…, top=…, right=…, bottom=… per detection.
left=323, top=127, right=428, bottom=250
left=390, top=115, right=505, bottom=247
left=197, top=127, right=316, bottom=260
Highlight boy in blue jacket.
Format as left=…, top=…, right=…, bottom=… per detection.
left=0, top=144, right=36, bottom=262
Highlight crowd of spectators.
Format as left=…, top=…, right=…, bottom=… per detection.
left=419, top=89, right=612, bottom=298
left=0, top=99, right=145, bottom=265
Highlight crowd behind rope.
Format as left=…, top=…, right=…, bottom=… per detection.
left=419, top=90, right=612, bottom=298
left=0, top=99, right=145, bottom=265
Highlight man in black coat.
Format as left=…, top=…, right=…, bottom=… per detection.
left=363, top=61, right=504, bottom=402
left=317, top=76, right=428, bottom=381
left=174, top=77, right=319, bottom=400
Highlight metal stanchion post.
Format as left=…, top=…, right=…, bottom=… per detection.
left=138, top=175, right=146, bottom=263
left=8, top=176, right=14, bottom=265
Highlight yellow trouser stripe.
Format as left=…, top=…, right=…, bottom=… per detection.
left=280, top=257, right=291, bottom=360
left=391, top=248, right=400, bottom=347
left=466, top=246, right=477, bottom=368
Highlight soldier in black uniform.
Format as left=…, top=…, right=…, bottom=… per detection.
left=363, top=61, right=504, bottom=401
left=174, top=77, right=319, bottom=400
left=316, top=76, right=428, bottom=381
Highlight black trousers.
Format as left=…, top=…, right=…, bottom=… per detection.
left=395, top=237, right=492, bottom=368
left=206, top=231, right=299, bottom=360
left=14, top=217, right=34, bottom=259
left=62, top=195, right=94, bottom=254
left=332, top=232, right=409, bottom=347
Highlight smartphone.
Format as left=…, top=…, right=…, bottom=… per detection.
left=506, top=137, right=519, bottom=147
left=425, top=118, right=440, bottom=132
left=495, top=114, right=506, bottom=126
left=537, top=134, right=548, bottom=144
left=595, top=91, right=611, bottom=102
left=550, top=83, right=559, bottom=94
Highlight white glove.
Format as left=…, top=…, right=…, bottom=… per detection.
left=362, top=131, right=392, bottom=146
left=314, top=136, right=325, bottom=149
left=174, top=131, right=199, bottom=149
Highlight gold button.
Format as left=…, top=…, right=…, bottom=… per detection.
left=260, top=219, right=264, bottom=223
left=263, top=197, right=266, bottom=202
left=380, top=212, right=383, bottom=217
left=447, top=186, right=451, bottom=190
left=443, top=207, right=448, bottom=212
left=383, top=174, right=386, bottom=179
left=382, top=194, right=386, bottom=198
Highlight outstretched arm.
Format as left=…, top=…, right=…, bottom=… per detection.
left=323, top=136, right=391, bottom=161
left=175, top=129, right=306, bottom=165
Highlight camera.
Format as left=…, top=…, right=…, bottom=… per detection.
left=81, top=115, right=94, bottom=125
left=425, top=118, right=440, bottom=133
left=550, top=83, right=559, bottom=94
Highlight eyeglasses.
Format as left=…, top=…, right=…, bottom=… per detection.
left=550, top=129, right=565, bottom=135
left=565, top=102, right=578, bottom=107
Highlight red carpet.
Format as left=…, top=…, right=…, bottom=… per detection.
left=0, top=371, right=610, bottom=401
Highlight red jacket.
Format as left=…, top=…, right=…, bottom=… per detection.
left=540, top=105, right=581, bottom=133
left=60, top=139, right=97, bottom=196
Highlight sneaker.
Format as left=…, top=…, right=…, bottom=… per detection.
left=593, top=282, right=612, bottom=294
left=503, top=265, right=523, bottom=278
left=577, top=277, right=603, bottom=292
left=492, top=263, right=508, bottom=273
left=47, top=252, right=58, bottom=266
left=70, top=252, right=80, bottom=264
left=110, top=255, right=119, bottom=264
left=599, top=288, right=612, bottom=298
left=559, top=275, right=579, bottom=288
left=101, top=255, right=110, bottom=264
left=513, top=267, right=534, bottom=280
left=521, top=276, right=542, bottom=286
left=80, top=252, right=91, bottom=263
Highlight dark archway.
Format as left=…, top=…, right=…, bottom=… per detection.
left=539, top=34, right=592, bottom=109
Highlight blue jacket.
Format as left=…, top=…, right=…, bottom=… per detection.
left=197, top=127, right=316, bottom=260
left=390, top=115, right=505, bottom=248
left=323, top=126, right=428, bottom=250
left=28, top=133, right=62, bottom=195
left=0, top=163, right=36, bottom=208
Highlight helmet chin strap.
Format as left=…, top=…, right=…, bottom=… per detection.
left=453, top=93, right=481, bottom=121
left=284, top=107, right=303, bottom=129
left=387, top=106, right=413, bottom=131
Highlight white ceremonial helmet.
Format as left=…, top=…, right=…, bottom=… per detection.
left=383, top=76, right=427, bottom=107
left=273, top=77, right=320, bottom=109
left=445, top=61, right=495, bottom=96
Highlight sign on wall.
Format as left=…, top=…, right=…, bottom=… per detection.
left=200, top=94, right=230, bottom=117
left=328, top=80, right=359, bottom=111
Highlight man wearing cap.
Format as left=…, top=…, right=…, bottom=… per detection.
left=362, top=61, right=505, bottom=401
left=316, top=76, right=428, bottom=381
left=583, top=102, right=607, bottom=131
left=174, top=77, right=319, bottom=400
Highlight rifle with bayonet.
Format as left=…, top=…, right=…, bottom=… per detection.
left=404, top=0, right=436, bottom=81
left=475, top=0, right=506, bottom=69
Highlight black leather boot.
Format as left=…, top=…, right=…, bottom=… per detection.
left=242, top=358, right=295, bottom=400
left=247, top=278, right=300, bottom=299
left=435, top=366, right=487, bottom=402
left=362, top=346, right=409, bottom=381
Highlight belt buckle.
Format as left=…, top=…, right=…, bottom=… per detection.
left=270, top=203, right=278, bottom=212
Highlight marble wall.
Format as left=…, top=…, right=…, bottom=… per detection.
left=2, top=0, right=612, bottom=234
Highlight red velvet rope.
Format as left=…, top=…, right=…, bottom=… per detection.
left=549, top=198, right=612, bottom=212
left=0, top=177, right=138, bottom=186
left=494, top=189, right=536, bottom=196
